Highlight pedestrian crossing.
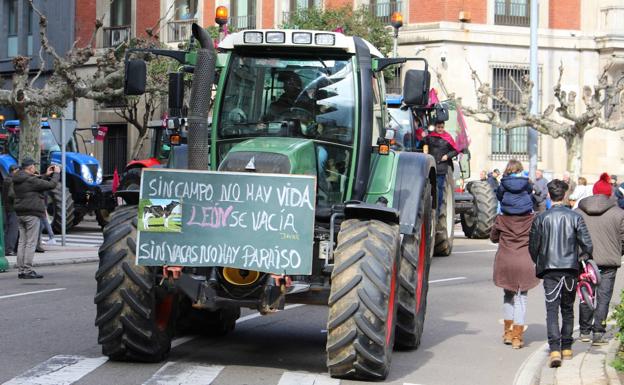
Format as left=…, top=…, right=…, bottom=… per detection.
left=44, top=231, right=103, bottom=248
left=0, top=354, right=425, bottom=385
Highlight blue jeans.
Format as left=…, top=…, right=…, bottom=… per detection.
left=579, top=267, right=617, bottom=334
left=436, top=174, right=446, bottom=213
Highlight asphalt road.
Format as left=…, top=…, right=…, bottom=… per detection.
left=1, top=233, right=622, bottom=385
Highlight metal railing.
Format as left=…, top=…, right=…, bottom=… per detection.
left=167, top=19, right=196, bottom=42
left=103, top=25, right=131, bottom=48
left=230, top=15, right=256, bottom=30
left=494, top=0, right=530, bottom=27
left=370, top=1, right=402, bottom=24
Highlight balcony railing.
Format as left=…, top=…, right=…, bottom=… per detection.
left=371, top=1, right=402, bottom=24
left=167, top=19, right=196, bottom=42
left=103, top=25, right=131, bottom=48
left=230, top=15, right=256, bottom=30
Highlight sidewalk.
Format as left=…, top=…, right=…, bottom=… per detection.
left=3, top=245, right=99, bottom=269
left=534, top=327, right=622, bottom=385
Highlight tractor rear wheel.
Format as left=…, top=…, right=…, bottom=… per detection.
left=327, top=219, right=400, bottom=381
left=47, top=183, right=75, bottom=233
left=460, top=181, right=498, bottom=239
left=395, top=179, right=434, bottom=349
left=120, top=168, right=142, bottom=191
left=94, top=205, right=175, bottom=362
left=434, top=168, right=454, bottom=256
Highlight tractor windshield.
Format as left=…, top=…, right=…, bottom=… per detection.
left=217, top=54, right=355, bottom=145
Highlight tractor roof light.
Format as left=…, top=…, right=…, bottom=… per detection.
left=266, top=31, right=286, bottom=44
left=243, top=31, right=263, bottom=44
left=391, top=12, right=403, bottom=29
left=215, top=6, right=229, bottom=26
left=315, top=33, right=335, bottom=46
left=292, top=32, right=312, bottom=44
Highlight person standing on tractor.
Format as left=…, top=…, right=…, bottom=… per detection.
left=2, top=164, right=19, bottom=256
left=575, top=173, right=624, bottom=346
left=490, top=160, right=539, bottom=350
left=529, top=179, right=593, bottom=367
left=12, top=158, right=60, bottom=279
left=423, top=120, right=458, bottom=211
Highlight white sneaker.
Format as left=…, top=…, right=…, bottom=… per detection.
left=46, top=239, right=58, bottom=245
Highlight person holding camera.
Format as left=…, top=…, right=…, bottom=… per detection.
left=12, top=158, right=60, bottom=279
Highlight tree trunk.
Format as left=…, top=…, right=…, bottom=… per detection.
left=130, top=127, right=150, bottom=160
left=16, top=107, right=43, bottom=165
left=564, top=133, right=584, bottom=179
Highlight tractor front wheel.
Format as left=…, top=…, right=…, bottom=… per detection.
left=47, top=183, right=75, bottom=233
left=94, top=205, right=175, bottom=362
left=326, top=219, right=400, bottom=381
left=460, top=181, right=498, bottom=239
left=120, top=168, right=142, bottom=191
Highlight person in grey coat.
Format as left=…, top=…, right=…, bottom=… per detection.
left=533, top=169, right=549, bottom=212
left=575, top=173, right=624, bottom=345
left=12, top=158, right=60, bottom=279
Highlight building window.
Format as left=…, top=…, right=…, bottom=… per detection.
left=283, top=0, right=320, bottom=24
left=371, top=0, right=401, bottom=24
left=8, top=0, right=18, bottom=57
left=231, top=0, right=256, bottom=30
left=490, top=66, right=539, bottom=160
left=168, top=0, right=198, bottom=42
left=27, top=4, right=33, bottom=56
left=104, top=0, right=131, bottom=48
left=495, top=0, right=530, bottom=27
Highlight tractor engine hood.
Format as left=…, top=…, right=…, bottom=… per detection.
left=218, top=137, right=317, bottom=176
left=50, top=151, right=102, bottom=186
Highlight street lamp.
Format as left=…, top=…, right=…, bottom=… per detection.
left=390, top=12, right=403, bottom=58
left=215, top=6, right=229, bottom=42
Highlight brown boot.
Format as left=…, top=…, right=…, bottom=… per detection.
left=503, top=320, right=513, bottom=345
left=511, top=325, right=524, bottom=349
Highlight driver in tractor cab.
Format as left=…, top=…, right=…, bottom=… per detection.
left=423, top=120, right=459, bottom=211
left=269, top=71, right=315, bottom=120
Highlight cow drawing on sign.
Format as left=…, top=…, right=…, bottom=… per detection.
left=143, top=201, right=180, bottom=230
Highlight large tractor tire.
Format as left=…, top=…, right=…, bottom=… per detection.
left=327, top=219, right=400, bottom=381
left=95, top=208, right=112, bottom=229
left=434, top=168, right=455, bottom=256
left=120, top=168, right=142, bottom=191
left=176, top=299, right=240, bottom=337
left=94, top=205, right=175, bottom=362
left=47, top=183, right=76, bottom=234
left=460, top=181, right=498, bottom=239
left=395, top=178, right=434, bottom=350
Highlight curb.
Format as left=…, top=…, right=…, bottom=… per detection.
left=606, top=338, right=622, bottom=385
left=1, top=257, right=99, bottom=271
left=513, top=343, right=549, bottom=385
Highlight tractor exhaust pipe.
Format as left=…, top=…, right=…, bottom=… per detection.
left=187, top=23, right=216, bottom=170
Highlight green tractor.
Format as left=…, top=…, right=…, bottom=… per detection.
left=95, top=25, right=441, bottom=380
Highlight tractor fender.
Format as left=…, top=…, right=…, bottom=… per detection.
left=392, top=152, right=437, bottom=235
left=344, top=202, right=399, bottom=225
left=0, top=154, right=17, bottom=178
left=126, top=158, right=160, bottom=170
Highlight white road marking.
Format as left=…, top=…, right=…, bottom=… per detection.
left=277, top=371, right=340, bottom=385
left=142, top=362, right=224, bottom=385
left=170, top=336, right=195, bottom=349
left=452, top=249, right=497, bottom=254
left=1, top=355, right=108, bottom=385
left=0, top=288, right=66, bottom=300
left=429, top=277, right=467, bottom=283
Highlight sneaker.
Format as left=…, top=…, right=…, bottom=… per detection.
left=22, top=271, right=43, bottom=279
left=35, top=247, right=45, bottom=253
left=549, top=351, right=562, bottom=368
left=45, top=239, right=57, bottom=246
left=592, top=333, right=609, bottom=346
left=579, top=333, right=591, bottom=342
left=562, top=349, right=573, bottom=360
left=6, top=250, right=16, bottom=256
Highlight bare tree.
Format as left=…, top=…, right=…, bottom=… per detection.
left=438, top=63, right=624, bottom=177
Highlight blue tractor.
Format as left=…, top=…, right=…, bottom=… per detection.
left=0, top=120, right=115, bottom=231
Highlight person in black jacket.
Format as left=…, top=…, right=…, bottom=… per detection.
left=2, top=164, right=19, bottom=255
left=423, top=120, right=458, bottom=212
left=12, top=157, right=59, bottom=279
left=529, top=179, right=593, bottom=368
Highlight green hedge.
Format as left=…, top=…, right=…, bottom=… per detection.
left=611, top=289, right=624, bottom=370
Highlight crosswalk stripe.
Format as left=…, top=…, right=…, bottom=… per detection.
left=142, top=362, right=224, bottom=385
left=277, top=372, right=339, bottom=385
left=1, top=355, right=108, bottom=385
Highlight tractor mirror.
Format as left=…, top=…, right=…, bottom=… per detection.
left=168, top=72, right=185, bottom=112
left=402, top=69, right=430, bottom=106
left=124, top=59, right=147, bottom=95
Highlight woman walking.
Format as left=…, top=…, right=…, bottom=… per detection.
left=491, top=159, right=540, bottom=349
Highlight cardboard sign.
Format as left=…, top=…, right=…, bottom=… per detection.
left=136, top=168, right=316, bottom=275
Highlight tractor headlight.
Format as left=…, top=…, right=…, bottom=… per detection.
left=81, top=164, right=94, bottom=184
left=96, top=166, right=103, bottom=184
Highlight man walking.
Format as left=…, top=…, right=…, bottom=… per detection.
left=12, top=157, right=59, bottom=279
left=575, top=173, right=624, bottom=345
left=529, top=179, right=593, bottom=367
left=533, top=169, right=549, bottom=213
left=2, top=164, right=19, bottom=256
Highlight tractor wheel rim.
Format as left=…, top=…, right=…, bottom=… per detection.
left=446, top=187, right=454, bottom=237
left=416, top=221, right=426, bottom=313
left=155, top=294, right=174, bottom=332
left=386, top=264, right=397, bottom=346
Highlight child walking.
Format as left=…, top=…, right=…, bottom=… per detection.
left=491, top=160, right=540, bottom=349
left=529, top=179, right=593, bottom=368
